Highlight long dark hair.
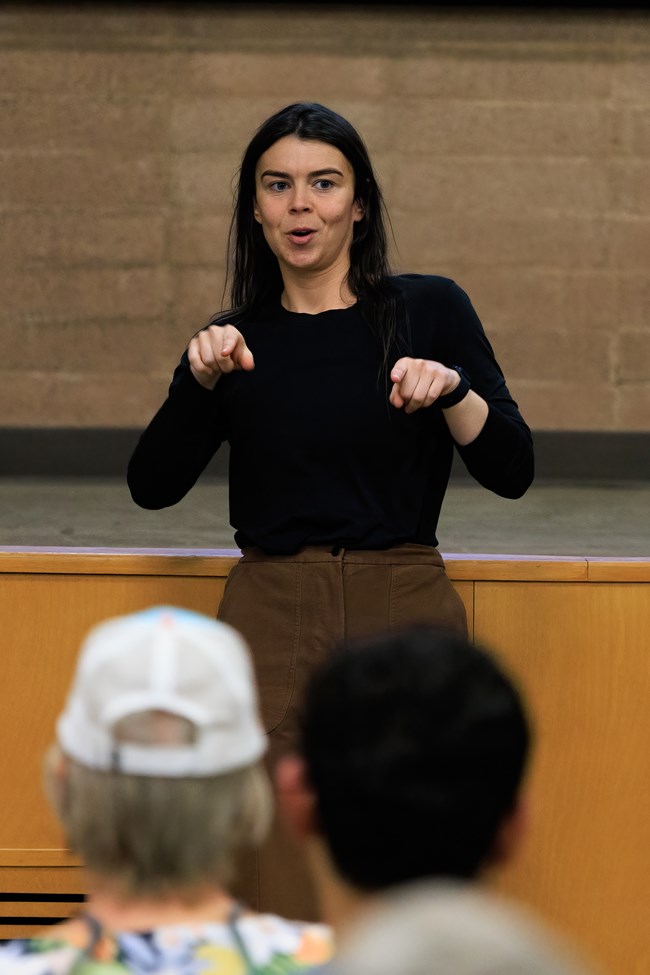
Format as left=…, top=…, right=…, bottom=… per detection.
left=212, top=102, right=408, bottom=369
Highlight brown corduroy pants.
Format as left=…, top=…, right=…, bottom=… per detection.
left=218, top=543, right=467, bottom=920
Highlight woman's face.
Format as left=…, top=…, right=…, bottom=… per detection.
left=253, top=135, right=364, bottom=280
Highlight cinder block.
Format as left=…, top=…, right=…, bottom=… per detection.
left=391, top=101, right=615, bottom=158
left=456, top=268, right=567, bottom=332
left=6, top=268, right=171, bottom=321
left=170, top=152, right=239, bottom=211
left=168, top=214, right=231, bottom=266
left=606, top=218, right=650, bottom=270
left=615, top=384, right=650, bottom=431
left=515, top=381, right=616, bottom=430
left=391, top=157, right=608, bottom=218
left=171, top=268, right=227, bottom=331
left=608, top=161, right=650, bottom=216
left=387, top=56, right=614, bottom=102
left=389, top=209, right=609, bottom=269
left=490, top=327, right=612, bottom=384
left=0, top=50, right=100, bottom=91
left=0, top=369, right=173, bottom=427
left=0, top=95, right=170, bottom=152
left=326, top=100, right=400, bottom=156
left=622, top=107, right=650, bottom=156
left=622, top=273, right=649, bottom=328
left=0, top=319, right=182, bottom=374
left=0, top=49, right=181, bottom=94
left=556, top=271, right=622, bottom=332
left=101, top=52, right=181, bottom=94
left=613, top=62, right=650, bottom=103
left=0, top=6, right=174, bottom=53
left=616, top=331, right=650, bottom=383
left=0, top=213, right=166, bottom=267
left=170, top=97, right=282, bottom=152
left=182, top=52, right=391, bottom=101
left=0, top=151, right=168, bottom=208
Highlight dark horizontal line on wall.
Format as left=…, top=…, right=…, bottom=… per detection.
left=0, top=429, right=648, bottom=481
left=0, top=894, right=85, bottom=902
left=156, top=1, right=648, bottom=6
left=0, top=917, right=63, bottom=926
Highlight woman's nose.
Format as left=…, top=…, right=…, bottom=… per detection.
left=289, top=188, right=312, bottom=212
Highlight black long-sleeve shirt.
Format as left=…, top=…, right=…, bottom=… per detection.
left=128, top=275, right=534, bottom=554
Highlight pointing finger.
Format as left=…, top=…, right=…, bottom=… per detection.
left=391, top=358, right=410, bottom=383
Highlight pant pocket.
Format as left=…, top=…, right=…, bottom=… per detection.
left=218, top=561, right=302, bottom=733
left=389, top=564, right=468, bottom=637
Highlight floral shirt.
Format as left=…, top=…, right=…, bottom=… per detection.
left=0, top=912, right=332, bottom=974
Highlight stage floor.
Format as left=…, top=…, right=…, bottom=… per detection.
left=0, top=476, right=647, bottom=557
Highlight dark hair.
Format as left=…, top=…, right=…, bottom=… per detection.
left=214, top=102, right=407, bottom=369
left=299, top=627, right=531, bottom=890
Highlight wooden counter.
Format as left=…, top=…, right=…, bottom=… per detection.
left=1, top=548, right=648, bottom=974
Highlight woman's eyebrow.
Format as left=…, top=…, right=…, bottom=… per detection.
left=259, top=168, right=345, bottom=180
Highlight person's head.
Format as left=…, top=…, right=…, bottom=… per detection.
left=46, top=606, right=271, bottom=897
left=225, top=102, right=392, bottom=317
left=279, top=626, right=530, bottom=892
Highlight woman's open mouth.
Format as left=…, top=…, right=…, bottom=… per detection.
left=287, top=228, right=316, bottom=245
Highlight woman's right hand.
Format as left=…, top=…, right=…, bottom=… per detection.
left=188, top=324, right=255, bottom=390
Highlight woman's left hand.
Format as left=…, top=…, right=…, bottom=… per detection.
left=390, top=358, right=460, bottom=414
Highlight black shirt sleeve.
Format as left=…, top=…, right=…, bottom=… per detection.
left=127, top=351, right=227, bottom=509
left=435, top=280, right=534, bottom=499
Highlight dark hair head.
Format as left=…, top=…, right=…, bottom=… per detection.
left=216, top=103, right=405, bottom=368
left=299, top=626, right=531, bottom=890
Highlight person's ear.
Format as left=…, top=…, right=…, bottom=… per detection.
left=253, top=198, right=262, bottom=224
left=275, top=755, right=318, bottom=841
left=489, top=795, right=529, bottom=867
left=353, top=197, right=365, bottom=223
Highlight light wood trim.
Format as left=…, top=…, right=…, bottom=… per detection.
left=1, top=549, right=648, bottom=582
left=586, top=558, right=650, bottom=582
left=1, top=902, right=81, bottom=918
left=0, top=924, right=64, bottom=939
left=0, top=850, right=82, bottom=868
left=0, top=550, right=238, bottom=577
left=445, top=556, right=589, bottom=582
left=0, top=867, right=85, bottom=894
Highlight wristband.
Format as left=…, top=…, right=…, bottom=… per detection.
left=437, top=366, right=471, bottom=409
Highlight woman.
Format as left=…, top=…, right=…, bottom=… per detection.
left=128, top=103, right=533, bottom=917
left=0, top=607, right=331, bottom=973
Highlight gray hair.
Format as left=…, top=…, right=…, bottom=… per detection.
left=45, top=709, right=272, bottom=896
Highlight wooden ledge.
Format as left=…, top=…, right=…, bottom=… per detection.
left=0, top=849, right=82, bottom=868
left=0, top=548, right=648, bottom=582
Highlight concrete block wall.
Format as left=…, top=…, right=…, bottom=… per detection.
left=1, top=5, right=648, bottom=431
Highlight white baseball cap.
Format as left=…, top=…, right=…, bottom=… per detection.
left=57, top=606, right=266, bottom=777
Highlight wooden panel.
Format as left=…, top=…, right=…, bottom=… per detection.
left=0, top=866, right=86, bottom=939
left=446, top=556, right=589, bottom=582
left=0, top=867, right=85, bottom=895
left=586, top=559, right=650, bottom=582
left=0, top=852, right=82, bottom=868
left=0, top=901, right=81, bottom=918
left=0, top=573, right=227, bottom=851
left=0, top=550, right=238, bottom=577
left=475, top=582, right=650, bottom=975
left=1, top=924, right=57, bottom=940
left=1, top=552, right=649, bottom=971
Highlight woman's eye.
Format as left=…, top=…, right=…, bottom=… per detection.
left=315, top=179, right=333, bottom=190
left=269, top=181, right=289, bottom=192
